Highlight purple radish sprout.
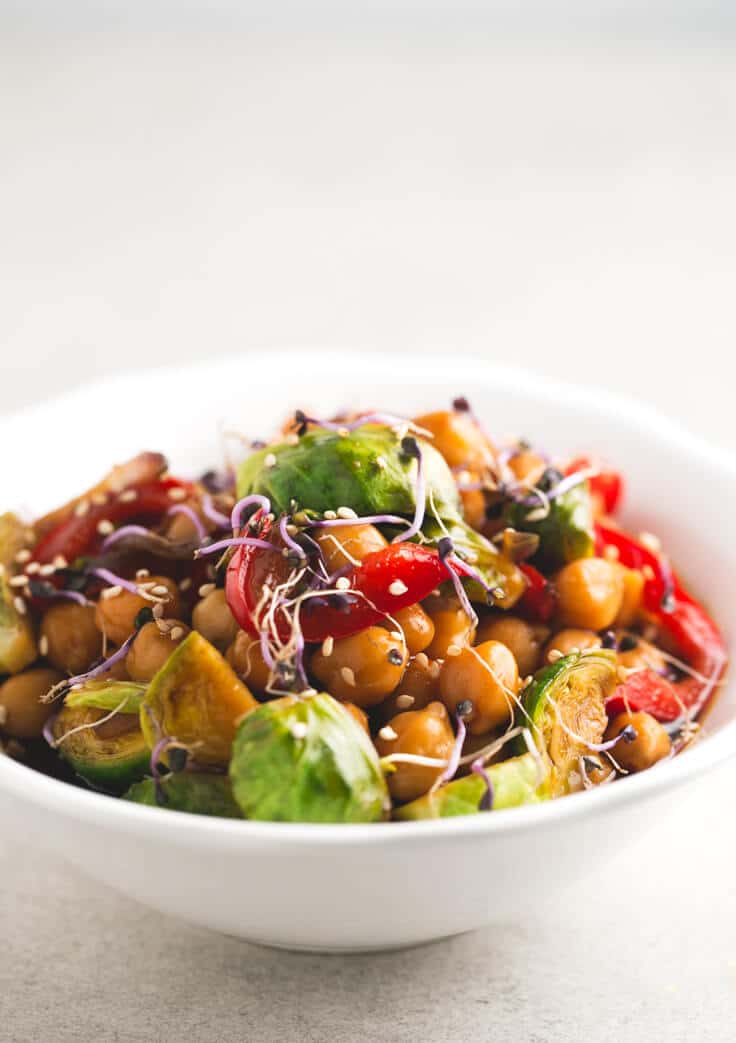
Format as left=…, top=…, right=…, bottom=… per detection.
left=436, top=713, right=467, bottom=787
left=437, top=538, right=478, bottom=628
left=201, top=494, right=231, bottom=530
left=101, top=524, right=154, bottom=551
left=87, top=567, right=140, bottom=595
left=166, top=504, right=207, bottom=542
left=279, top=515, right=307, bottom=559
left=231, top=494, right=271, bottom=530
left=195, top=535, right=276, bottom=558
left=471, top=758, right=494, bottom=811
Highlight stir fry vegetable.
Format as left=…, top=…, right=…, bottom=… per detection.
left=0, top=401, right=727, bottom=822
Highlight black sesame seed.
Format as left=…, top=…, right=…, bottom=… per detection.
left=621, top=725, right=638, bottom=744
left=619, top=634, right=638, bottom=652
left=456, top=699, right=474, bottom=718
left=387, top=648, right=403, bottom=666
left=168, top=747, right=189, bottom=773
left=400, top=435, right=420, bottom=459
left=600, top=630, right=617, bottom=650
left=437, top=536, right=453, bottom=558
left=452, top=396, right=471, bottom=413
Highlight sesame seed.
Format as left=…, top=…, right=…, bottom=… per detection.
left=525, top=507, right=548, bottom=522
left=151, top=584, right=171, bottom=597
left=119, top=489, right=138, bottom=503
left=387, top=648, right=404, bottom=666
left=39, top=635, right=49, bottom=657
left=96, top=519, right=114, bottom=536
left=152, top=603, right=164, bottom=620
left=9, top=574, right=29, bottom=588
left=25, top=561, right=40, bottom=575
left=337, top=506, right=358, bottom=520
left=170, top=626, right=186, bottom=641
left=52, top=554, right=68, bottom=570
left=335, top=576, right=351, bottom=591
left=198, top=582, right=216, bottom=598
left=340, top=666, right=356, bottom=687
left=156, top=619, right=174, bottom=634
left=446, top=643, right=462, bottom=657
left=429, top=661, right=441, bottom=679
left=39, top=564, right=56, bottom=577
left=135, top=568, right=150, bottom=580
left=91, top=492, right=107, bottom=506
left=547, top=649, right=563, bottom=662
left=13, top=596, right=27, bottom=616
left=378, top=725, right=398, bottom=741
left=375, top=456, right=387, bottom=470
left=285, top=433, right=300, bottom=446
left=337, top=427, right=349, bottom=438
left=522, top=674, right=533, bottom=687
left=642, top=564, right=655, bottom=581
left=414, top=652, right=429, bottom=669
left=389, top=579, right=408, bottom=596
left=290, top=721, right=308, bottom=739
left=178, top=577, right=192, bottom=592
left=395, top=694, right=414, bottom=709
left=639, top=531, right=661, bottom=553
left=14, top=548, right=32, bottom=564
left=101, top=585, right=123, bottom=599
left=603, top=545, right=620, bottom=561
left=73, top=499, right=90, bottom=517
left=167, top=487, right=188, bottom=501
left=323, top=510, right=337, bottom=520
left=264, top=453, right=277, bottom=469
left=321, top=636, right=334, bottom=657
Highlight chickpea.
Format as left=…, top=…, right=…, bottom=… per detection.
left=379, top=652, right=441, bottom=720
left=96, top=656, right=131, bottom=683
left=226, top=631, right=272, bottom=692
left=0, top=668, right=62, bottom=739
left=616, top=636, right=668, bottom=674
left=543, top=628, right=602, bottom=663
left=475, top=615, right=549, bottom=677
left=604, top=711, right=671, bottom=773
left=507, top=449, right=547, bottom=485
left=192, top=589, right=239, bottom=651
left=555, top=558, right=624, bottom=631
left=315, top=523, right=387, bottom=573
left=389, top=604, right=435, bottom=655
left=440, top=640, right=518, bottom=735
left=94, top=575, right=181, bottom=646
left=614, top=565, right=645, bottom=627
left=125, top=621, right=189, bottom=682
left=424, top=597, right=476, bottom=659
left=41, top=602, right=102, bottom=675
left=413, top=410, right=492, bottom=470
left=375, top=702, right=455, bottom=802
left=342, top=702, right=370, bottom=735
left=310, top=626, right=407, bottom=707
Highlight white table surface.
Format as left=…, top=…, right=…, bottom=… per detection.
left=1, top=26, right=735, bottom=1042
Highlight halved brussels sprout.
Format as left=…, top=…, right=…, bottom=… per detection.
left=52, top=704, right=149, bottom=792
left=230, top=692, right=389, bottom=823
left=124, top=773, right=242, bottom=818
left=65, top=680, right=145, bottom=715
left=394, top=753, right=549, bottom=820
left=0, top=513, right=36, bottom=675
left=508, top=478, right=594, bottom=570
left=140, top=631, right=258, bottom=767
left=517, top=649, right=617, bottom=794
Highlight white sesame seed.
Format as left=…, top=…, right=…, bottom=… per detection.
left=25, top=561, right=40, bottom=575
left=547, top=649, right=563, bottom=662
left=39, top=564, right=56, bottom=577
left=337, top=427, right=350, bottom=438
left=152, top=603, right=164, bottom=620
left=291, top=721, right=308, bottom=739
left=285, top=433, right=300, bottom=446
left=642, top=564, right=655, bottom=581
left=9, top=574, right=29, bottom=588
left=522, top=675, right=533, bottom=687
left=91, top=492, right=108, bottom=506
left=101, top=585, right=123, bottom=599
left=378, top=725, right=398, bottom=741
left=340, top=666, right=356, bottom=687
left=135, top=568, right=150, bottom=580
left=446, top=643, right=462, bottom=657
left=167, top=487, right=188, bottom=501
left=335, top=576, right=351, bottom=591
left=170, top=626, right=186, bottom=641
left=178, top=577, right=192, bottom=592
left=198, top=582, right=216, bottom=598
left=388, top=579, right=408, bottom=596
left=52, top=554, right=68, bottom=570
left=39, top=635, right=49, bottom=657
left=337, top=506, right=358, bottom=520
left=414, top=652, right=429, bottom=669
left=321, top=636, right=334, bottom=657
left=14, top=548, right=32, bottom=564
left=73, top=499, right=90, bottom=517
left=264, top=453, right=277, bottom=469
left=525, top=507, right=548, bottom=522
left=323, top=510, right=337, bottom=520
left=119, top=488, right=138, bottom=503
left=13, top=596, right=27, bottom=616
left=395, top=694, right=415, bottom=709
left=429, top=660, right=441, bottom=679
left=603, top=545, right=620, bottom=561
left=375, top=456, right=387, bottom=470
left=156, top=619, right=174, bottom=634
left=96, top=519, right=114, bottom=536
left=151, top=584, right=171, bottom=597
left=639, top=531, right=661, bottom=553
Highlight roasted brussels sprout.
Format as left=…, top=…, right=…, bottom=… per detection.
left=508, top=476, right=594, bottom=570
left=230, top=692, right=389, bottom=823
left=124, top=773, right=242, bottom=818
left=52, top=703, right=149, bottom=792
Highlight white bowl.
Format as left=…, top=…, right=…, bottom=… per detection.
left=0, top=353, right=733, bottom=952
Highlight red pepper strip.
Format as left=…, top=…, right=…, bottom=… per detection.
left=566, top=456, right=624, bottom=515
left=33, top=477, right=191, bottom=564
left=596, top=523, right=727, bottom=721
left=516, top=563, right=557, bottom=623
left=225, top=518, right=472, bottom=643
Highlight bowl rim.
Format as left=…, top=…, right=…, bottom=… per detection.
left=0, top=351, right=733, bottom=849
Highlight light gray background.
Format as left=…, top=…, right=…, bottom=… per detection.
left=1, top=15, right=735, bottom=1042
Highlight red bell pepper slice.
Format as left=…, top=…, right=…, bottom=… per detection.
left=32, top=477, right=191, bottom=564
left=566, top=456, right=624, bottom=515
left=225, top=516, right=470, bottom=643
left=516, top=563, right=557, bottom=623
left=596, top=523, right=727, bottom=722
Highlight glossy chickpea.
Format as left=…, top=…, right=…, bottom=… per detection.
left=41, top=602, right=102, bottom=675
left=226, top=631, right=272, bottom=693
left=543, top=628, right=602, bottom=662
left=0, top=668, right=62, bottom=739
left=412, top=410, right=492, bottom=470
left=125, top=621, right=189, bottom=682
left=315, top=523, right=387, bottom=573
left=310, top=626, right=407, bottom=707
left=342, top=702, right=370, bottom=735
left=475, top=615, right=549, bottom=677
left=424, top=597, right=476, bottom=659
left=439, top=640, right=518, bottom=735
left=379, top=652, right=442, bottom=720
left=375, top=702, right=455, bottom=802
left=94, top=575, right=181, bottom=646
left=192, top=589, right=239, bottom=651
left=614, top=565, right=645, bottom=627
left=390, top=604, right=435, bottom=655
left=555, top=558, right=624, bottom=631
left=616, top=636, right=668, bottom=674
left=604, top=711, right=671, bottom=773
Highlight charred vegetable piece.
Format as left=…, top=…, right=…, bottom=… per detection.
left=0, top=513, right=36, bottom=674
left=508, top=475, right=594, bottom=570
left=140, top=632, right=258, bottom=767
left=517, top=650, right=617, bottom=794
left=65, top=680, right=145, bottom=715
left=124, top=773, right=242, bottom=818
left=52, top=704, right=149, bottom=792
left=229, top=692, right=389, bottom=823
left=394, top=753, right=550, bottom=820
left=237, top=425, right=523, bottom=602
